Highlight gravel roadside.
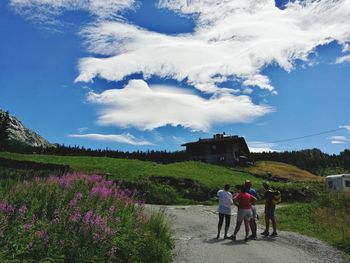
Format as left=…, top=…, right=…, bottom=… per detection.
left=145, top=205, right=349, bottom=263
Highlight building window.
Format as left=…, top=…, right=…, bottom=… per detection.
left=345, top=180, right=350, bottom=188
left=327, top=181, right=333, bottom=189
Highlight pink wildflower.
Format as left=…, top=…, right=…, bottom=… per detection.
left=70, top=209, right=81, bottom=223
left=19, top=204, right=27, bottom=219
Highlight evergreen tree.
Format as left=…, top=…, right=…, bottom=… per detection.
left=0, top=111, right=10, bottom=150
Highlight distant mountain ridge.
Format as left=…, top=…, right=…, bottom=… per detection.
left=0, top=109, right=53, bottom=149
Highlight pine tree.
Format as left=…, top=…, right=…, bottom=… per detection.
left=0, top=111, right=10, bottom=150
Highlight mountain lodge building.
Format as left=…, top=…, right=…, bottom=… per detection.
left=181, top=133, right=250, bottom=166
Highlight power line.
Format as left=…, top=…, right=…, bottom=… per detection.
left=269, top=127, right=346, bottom=144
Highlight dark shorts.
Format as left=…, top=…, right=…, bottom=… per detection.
left=265, top=206, right=275, bottom=220
left=218, top=213, right=231, bottom=227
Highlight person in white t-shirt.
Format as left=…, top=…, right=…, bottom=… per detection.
left=216, top=184, right=233, bottom=239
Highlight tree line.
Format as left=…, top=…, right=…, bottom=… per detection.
left=1, top=110, right=349, bottom=174
left=250, top=148, right=350, bottom=176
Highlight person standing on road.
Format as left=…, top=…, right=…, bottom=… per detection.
left=244, top=180, right=258, bottom=240
left=261, top=181, right=278, bottom=237
left=229, top=184, right=257, bottom=241
left=216, top=184, right=233, bottom=239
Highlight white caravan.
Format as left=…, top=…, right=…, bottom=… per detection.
left=325, top=174, right=350, bottom=192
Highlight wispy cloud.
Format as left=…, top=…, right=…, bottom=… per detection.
left=9, top=0, right=136, bottom=24
left=335, top=55, right=350, bottom=64
left=327, top=135, right=350, bottom=144
left=10, top=0, right=350, bottom=132
left=340, top=125, right=350, bottom=132
left=76, top=0, right=350, bottom=94
left=247, top=141, right=278, bottom=153
left=86, top=79, right=273, bottom=131
left=68, top=132, right=152, bottom=145
left=77, top=127, right=89, bottom=133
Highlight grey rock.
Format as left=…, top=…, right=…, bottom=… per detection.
left=0, top=109, right=54, bottom=148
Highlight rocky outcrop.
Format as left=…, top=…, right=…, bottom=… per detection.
left=0, top=109, right=53, bottom=149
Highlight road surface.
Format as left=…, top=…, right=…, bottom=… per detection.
left=145, top=205, right=349, bottom=263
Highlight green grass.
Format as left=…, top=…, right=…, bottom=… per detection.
left=0, top=152, right=263, bottom=189
left=277, top=192, right=350, bottom=255
left=0, top=152, right=324, bottom=204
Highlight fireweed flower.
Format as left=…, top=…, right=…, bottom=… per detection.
left=19, top=204, right=27, bottom=219
left=70, top=209, right=81, bottom=223
left=83, top=210, right=93, bottom=225
left=23, top=223, right=32, bottom=230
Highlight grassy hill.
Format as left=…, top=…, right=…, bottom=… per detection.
left=0, top=152, right=323, bottom=204
left=0, top=152, right=259, bottom=187
left=243, top=160, right=323, bottom=182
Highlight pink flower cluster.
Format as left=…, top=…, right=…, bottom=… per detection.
left=0, top=201, right=16, bottom=215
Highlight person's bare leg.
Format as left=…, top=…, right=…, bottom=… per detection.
left=265, top=215, right=270, bottom=232
left=272, top=218, right=277, bottom=233
left=233, top=220, right=242, bottom=236
left=249, top=219, right=256, bottom=237
left=244, top=219, right=250, bottom=237
left=224, top=222, right=230, bottom=238
left=217, top=214, right=224, bottom=238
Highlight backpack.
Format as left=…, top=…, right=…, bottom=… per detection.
left=272, top=190, right=281, bottom=205
left=267, top=189, right=281, bottom=205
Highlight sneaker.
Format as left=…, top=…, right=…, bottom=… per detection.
left=224, top=235, right=229, bottom=239
left=260, top=231, right=269, bottom=236
left=270, top=232, right=278, bottom=237
left=248, top=234, right=257, bottom=240
left=229, top=235, right=236, bottom=241
left=244, top=236, right=249, bottom=242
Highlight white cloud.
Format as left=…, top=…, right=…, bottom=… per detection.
left=335, top=55, right=350, bottom=64
left=172, top=136, right=186, bottom=145
left=85, top=79, right=273, bottom=131
left=340, top=125, right=350, bottom=132
left=247, top=141, right=278, bottom=153
left=327, top=135, right=350, bottom=144
left=10, top=0, right=350, bottom=131
left=68, top=132, right=152, bottom=145
left=75, top=0, right=350, bottom=93
left=9, top=0, right=136, bottom=23
left=77, top=127, right=89, bottom=133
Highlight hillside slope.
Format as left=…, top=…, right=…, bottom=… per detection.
left=0, top=152, right=261, bottom=188
left=243, top=160, right=323, bottom=182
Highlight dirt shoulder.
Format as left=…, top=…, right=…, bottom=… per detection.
left=145, top=205, right=349, bottom=263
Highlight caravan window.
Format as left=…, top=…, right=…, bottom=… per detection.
left=327, top=181, right=333, bottom=189
left=345, top=180, right=350, bottom=188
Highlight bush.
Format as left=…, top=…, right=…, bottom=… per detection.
left=0, top=173, right=173, bottom=262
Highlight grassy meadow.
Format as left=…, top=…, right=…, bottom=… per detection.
left=0, top=152, right=324, bottom=204
left=277, top=192, right=350, bottom=255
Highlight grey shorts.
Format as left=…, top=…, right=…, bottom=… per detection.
left=237, top=209, right=252, bottom=222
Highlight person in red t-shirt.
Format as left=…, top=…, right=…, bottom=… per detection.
left=229, top=184, right=257, bottom=241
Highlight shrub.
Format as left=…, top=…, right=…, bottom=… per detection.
left=0, top=173, right=173, bottom=262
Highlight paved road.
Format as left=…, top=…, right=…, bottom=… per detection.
left=146, top=205, right=349, bottom=263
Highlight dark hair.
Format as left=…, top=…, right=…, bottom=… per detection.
left=224, top=184, right=230, bottom=191
left=240, top=184, right=246, bottom=193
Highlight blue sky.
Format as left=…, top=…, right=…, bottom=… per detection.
left=1, top=0, right=350, bottom=154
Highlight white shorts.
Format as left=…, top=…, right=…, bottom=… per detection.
left=237, top=209, right=252, bottom=222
